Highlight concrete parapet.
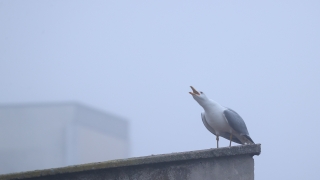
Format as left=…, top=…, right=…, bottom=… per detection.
left=0, top=144, right=261, bottom=180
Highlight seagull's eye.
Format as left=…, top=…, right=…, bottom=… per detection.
left=200, top=92, right=203, bottom=94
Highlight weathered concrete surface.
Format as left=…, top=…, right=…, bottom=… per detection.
left=0, top=144, right=261, bottom=180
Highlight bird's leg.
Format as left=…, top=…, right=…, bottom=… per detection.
left=229, top=133, right=232, bottom=147
left=216, top=135, right=219, bottom=148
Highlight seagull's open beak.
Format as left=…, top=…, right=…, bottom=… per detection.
left=189, top=86, right=200, bottom=96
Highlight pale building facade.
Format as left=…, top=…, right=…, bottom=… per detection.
left=0, top=102, right=129, bottom=175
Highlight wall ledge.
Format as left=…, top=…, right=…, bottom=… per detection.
left=0, top=144, right=261, bottom=180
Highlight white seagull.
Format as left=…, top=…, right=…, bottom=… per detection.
left=189, top=86, right=254, bottom=148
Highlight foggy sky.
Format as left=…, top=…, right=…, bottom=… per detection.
left=1, top=1, right=320, bottom=179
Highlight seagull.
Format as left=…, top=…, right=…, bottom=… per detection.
left=189, top=86, right=254, bottom=148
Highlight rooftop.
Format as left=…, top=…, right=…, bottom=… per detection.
left=0, top=144, right=261, bottom=180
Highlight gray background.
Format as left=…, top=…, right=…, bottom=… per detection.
left=0, top=103, right=129, bottom=174
left=1, top=1, right=319, bottom=179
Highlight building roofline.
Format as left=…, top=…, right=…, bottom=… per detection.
left=0, top=101, right=127, bottom=120
left=0, top=144, right=261, bottom=180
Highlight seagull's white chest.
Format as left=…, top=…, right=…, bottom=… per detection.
left=204, top=105, right=231, bottom=134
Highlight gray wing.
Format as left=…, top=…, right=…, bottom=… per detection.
left=201, top=113, right=216, bottom=135
left=201, top=113, right=242, bottom=144
left=223, top=108, right=254, bottom=143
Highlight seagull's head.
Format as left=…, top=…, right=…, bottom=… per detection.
left=189, top=86, right=209, bottom=106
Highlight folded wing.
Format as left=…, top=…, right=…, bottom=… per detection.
left=201, top=113, right=242, bottom=144
left=223, top=109, right=254, bottom=144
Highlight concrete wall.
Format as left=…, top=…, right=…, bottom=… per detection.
left=0, top=102, right=129, bottom=175
left=0, top=144, right=261, bottom=180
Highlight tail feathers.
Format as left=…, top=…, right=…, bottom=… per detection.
left=242, top=135, right=255, bottom=144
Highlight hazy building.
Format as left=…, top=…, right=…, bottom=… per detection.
left=0, top=102, right=129, bottom=175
